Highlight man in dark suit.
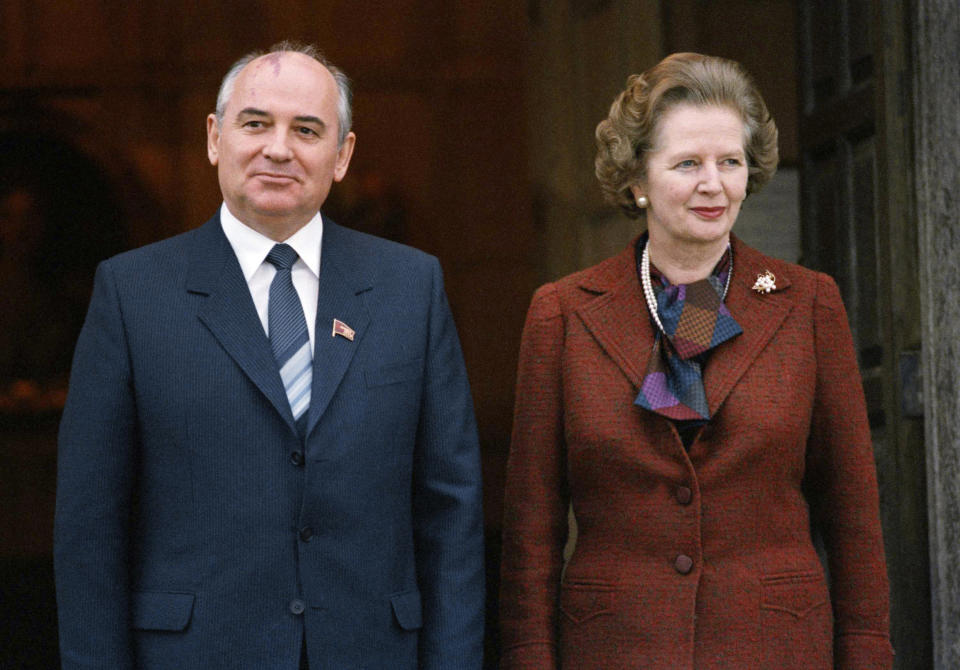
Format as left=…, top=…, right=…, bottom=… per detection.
left=54, top=42, right=485, bottom=669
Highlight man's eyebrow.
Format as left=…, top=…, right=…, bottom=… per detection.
left=294, top=115, right=325, bottom=126
left=237, top=107, right=269, bottom=117
left=235, top=109, right=325, bottom=127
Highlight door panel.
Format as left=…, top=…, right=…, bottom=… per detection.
left=798, top=1, right=930, bottom=666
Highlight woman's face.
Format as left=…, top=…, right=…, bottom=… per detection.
left=631, top=103, right=749, bottom=252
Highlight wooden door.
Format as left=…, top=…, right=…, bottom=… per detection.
left=797, top=1, right=930, bottom=666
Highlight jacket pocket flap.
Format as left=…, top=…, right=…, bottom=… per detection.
left=761, top=572, right=828, bottom=618
left=560, top=581, right=615, bottom=624
left=131, top=591, right=195, bottom=631
left=390, top=590, right=423, bottom=631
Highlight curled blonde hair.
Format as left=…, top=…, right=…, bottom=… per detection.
left=595, top=53, right=779, bottom=219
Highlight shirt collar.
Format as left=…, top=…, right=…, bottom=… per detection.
left=219, top=203, right=323, bottom=280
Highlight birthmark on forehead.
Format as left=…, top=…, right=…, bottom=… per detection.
left=262, top=52, right=284, bottom=76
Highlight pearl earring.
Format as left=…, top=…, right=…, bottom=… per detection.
left=636, top=195, right=649, bottom=208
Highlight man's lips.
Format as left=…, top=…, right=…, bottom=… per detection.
left=690, top=206, right=725, bottom=219
left=253, top=172, right=299, bottom=183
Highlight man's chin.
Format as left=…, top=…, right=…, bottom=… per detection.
left=245, top=197, right=310, bottom=221
left=234, top=203, right=316, bottom=236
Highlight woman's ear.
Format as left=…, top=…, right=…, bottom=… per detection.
left=629, top=185, right=648, bottom=209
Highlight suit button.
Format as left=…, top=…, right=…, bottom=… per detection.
left=289, top=599, right=306, bottom=615
left=676, top=486, right=692, bottom=505
left=299, top=527, right=313, bottom=542
left=290, top=451, right=304, bottom=466
left=674, top=554, right=694, bottom=574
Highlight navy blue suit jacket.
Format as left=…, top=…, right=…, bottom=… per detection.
left=54, top=215, right=485, bottom=669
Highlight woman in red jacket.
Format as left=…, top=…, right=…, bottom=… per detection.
left=499, top=53, right=893, bottom=669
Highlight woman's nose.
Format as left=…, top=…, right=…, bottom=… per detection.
left=697, top=164, right=722, bottom=193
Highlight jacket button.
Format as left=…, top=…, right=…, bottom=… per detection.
left=289, top=599, right=306, bottom=615
left=676, top=486, right=692, bottom=505
left=290, top=451, right=304, bottom=466
left=674, top=554, right=694, bottom=574
left=299, top=527, right=313, bottom=542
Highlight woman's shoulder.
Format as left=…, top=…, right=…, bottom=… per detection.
left=732, top=235, right=838, bottom=300
left=529, top=242, right=638, bottom=316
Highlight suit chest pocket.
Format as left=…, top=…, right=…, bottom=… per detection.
left=364, top=358, right=423, bottom=388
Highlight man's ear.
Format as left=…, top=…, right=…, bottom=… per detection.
left=206, top=114, right=221, bottom=166
left=333, top=131, right=357, bottom=182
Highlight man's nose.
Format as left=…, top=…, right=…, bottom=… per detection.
left=263, top=129, right=293, bottom=161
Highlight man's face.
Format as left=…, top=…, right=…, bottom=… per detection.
left=207, top=52, right=355, bottom=240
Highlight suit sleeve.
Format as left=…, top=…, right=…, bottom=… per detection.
left=55, top=260, right=137, bottom=669
left=499, top=284, right=569, bottom=669
left=805, top=273, right=894, bottom=668
left=412, top=257, right=486, bottom=669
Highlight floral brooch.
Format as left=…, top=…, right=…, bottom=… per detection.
left=752, top=270, right=777, bottom=294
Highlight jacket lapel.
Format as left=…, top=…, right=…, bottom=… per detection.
left=186, top=216, right=298, bottom=434
left=575, top=243, right=656, bottom=390
left=305, top=219, right=371, bottom=437
left=703, top=236, right=794, bottom=416
left=575, top=236, right=796, bottom=420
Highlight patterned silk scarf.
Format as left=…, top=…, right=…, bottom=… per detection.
left=634, top=236, right=742, bottom=423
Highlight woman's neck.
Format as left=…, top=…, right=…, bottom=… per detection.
left=646, top=232, right=730, bottom=285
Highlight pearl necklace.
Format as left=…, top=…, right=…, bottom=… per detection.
left=641, top=239, right=733, bottom=335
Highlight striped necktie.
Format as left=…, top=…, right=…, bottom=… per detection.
left=266, top=244, right=312, bottom=434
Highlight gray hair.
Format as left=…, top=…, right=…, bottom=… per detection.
left=214, top=40, right=353, bottom=148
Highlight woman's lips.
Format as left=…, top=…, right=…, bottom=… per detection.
left=691, top=206, right=725, bottom=220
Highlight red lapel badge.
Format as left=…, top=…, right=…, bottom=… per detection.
left=332, top=318, right=355, bottom=341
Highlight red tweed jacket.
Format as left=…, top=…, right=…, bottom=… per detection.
left=499, top=236, right=893, bottom=669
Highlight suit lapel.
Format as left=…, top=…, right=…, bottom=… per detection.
left=575, top=243, right=656, bottom=390
left=703, top=236, right=794, bottom=416
left=305, top=220, right=371, bottom=437
left=187, top=217, right=298, bottom=434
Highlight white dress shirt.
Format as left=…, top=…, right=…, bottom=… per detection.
left=219, top=203, right=322, bottom=352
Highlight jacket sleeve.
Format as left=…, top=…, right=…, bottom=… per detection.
left=54, top=260, right=137, bottom=669
left=805, top=273, right=895, bottom=668
left=499, top=284, right=569, bottom=668
left=412, top=257, right=486, bottom=669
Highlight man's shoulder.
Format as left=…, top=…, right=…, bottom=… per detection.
left=102, top=216, right=444, bottom=284
left=323, top=219, right=438, bottom=277
left=103, top=219, right=211, bottom=275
